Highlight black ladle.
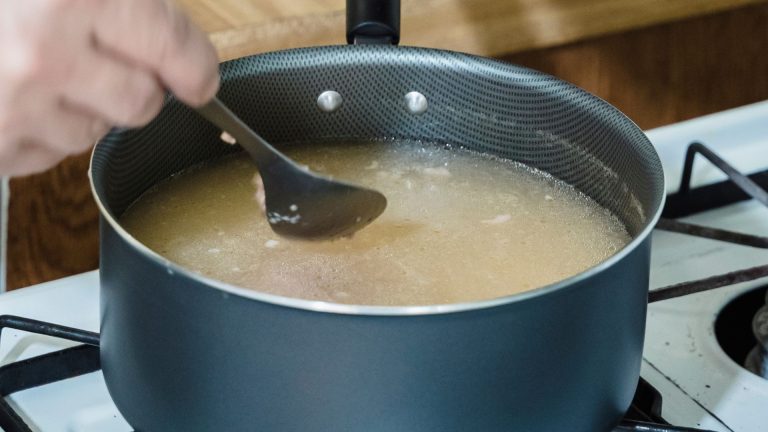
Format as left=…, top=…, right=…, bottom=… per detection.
left=195, top=97, right=387, bottom=240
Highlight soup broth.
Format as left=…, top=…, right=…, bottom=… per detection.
left=120, top=141, right=631, bottom=306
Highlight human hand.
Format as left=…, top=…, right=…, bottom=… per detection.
left=0, top=0, right=220, bottom=176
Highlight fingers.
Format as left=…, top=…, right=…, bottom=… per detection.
left=0, top=140, right=66, bottom=177
left=60, top=49, right=165, bottom=127
left=0, top=112, right=105, bottom=176
left=27, top=99, right=111, bottom=154
left=0, top=0, right=219, bottom=177
left=1, top=95, right=109, bottom=177
left=92, top=0, right=220, bottom=106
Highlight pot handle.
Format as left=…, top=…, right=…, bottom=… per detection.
left=346, top=0, right=400, bottom=45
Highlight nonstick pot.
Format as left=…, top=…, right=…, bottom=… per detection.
left=90, top=1, right=665, bottom=431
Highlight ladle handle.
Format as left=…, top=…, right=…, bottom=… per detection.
left=195, top=97, right=281, bottom=168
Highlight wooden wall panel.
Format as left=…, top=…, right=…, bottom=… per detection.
left=7, top=3, right=768, bottom=289
left=504, top=3, right=768, bottom=129
left=8, top=155, right=98, bottom=289
left=177, top=0, right=768, bottom=61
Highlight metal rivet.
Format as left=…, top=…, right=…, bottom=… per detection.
left=317, top=91, right=342, bottom=112
left=404, top=91, right=428, bottom=114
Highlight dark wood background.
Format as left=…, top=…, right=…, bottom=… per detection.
left=7, top=3, right=768, bottom=290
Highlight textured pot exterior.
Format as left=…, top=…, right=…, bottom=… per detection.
left=100, top=219, right=651, bottom=432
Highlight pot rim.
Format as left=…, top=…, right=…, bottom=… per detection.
left=89, top=47, right=666, bottom=317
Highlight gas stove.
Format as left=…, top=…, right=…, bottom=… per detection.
left=2, top=101, right=768, bottom=431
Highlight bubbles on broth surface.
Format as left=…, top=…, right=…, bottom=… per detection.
left=120, top=140, right=631, bottom=306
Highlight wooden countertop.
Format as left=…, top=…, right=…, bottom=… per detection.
left=178, top=0, right=766, bottom=60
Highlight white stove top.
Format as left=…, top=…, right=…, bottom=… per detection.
left=0, top=272, right=129, bottom=431
left=2, top=101, right=768, bottom=431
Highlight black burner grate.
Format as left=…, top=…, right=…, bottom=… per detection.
left=651, top=142, right=768, bottom=302
left=0, top=316, right=99, bottom=432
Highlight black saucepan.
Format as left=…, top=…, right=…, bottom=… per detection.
left=90, top=1, right=665, bottom=430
